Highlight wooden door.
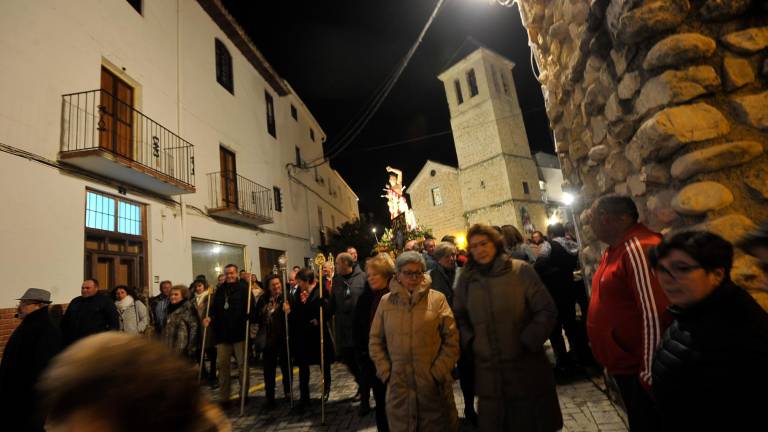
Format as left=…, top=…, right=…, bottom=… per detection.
left=92, top=254, right=138, bottom=292
left=259, top=247, right=285, bottom=283
left=100, top=68, right=134, bottom=158
left=219, top=147, right=238, bottom=209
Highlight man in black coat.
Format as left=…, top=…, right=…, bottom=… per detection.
left=61, top=279, right=119, bottom=346
left=332, top=253, right=367, bottom=398
left=428, top=242, right=458, bottom=307
left=203, top=263, right=257, bottom=405
left=0, top=288, right=63, bottom=432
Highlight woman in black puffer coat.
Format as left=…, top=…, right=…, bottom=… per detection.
left=649, top=230, right=768, bottom=431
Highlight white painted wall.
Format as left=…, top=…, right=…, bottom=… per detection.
left=0, top=0, right=358, bottom=306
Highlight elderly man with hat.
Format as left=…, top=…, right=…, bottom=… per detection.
left=0, top=288, right=63, bottom=432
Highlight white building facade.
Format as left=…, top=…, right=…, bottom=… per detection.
left=0, top=0, right=358, bottom=344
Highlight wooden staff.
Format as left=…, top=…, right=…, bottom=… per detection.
left=198, top=284, right=213, bottom=382
left=277, top=255, right=294, bottom=407
left=314, top=253, right=327, bottom=425
left=240, top=259, right=254, bottom=416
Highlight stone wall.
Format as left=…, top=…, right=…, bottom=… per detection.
left=409, top=164, right=467, bottom=240
left=517, top=0, right=768, bottom=307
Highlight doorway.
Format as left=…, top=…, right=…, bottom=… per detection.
left=219, top=147, right=238, bottom=209
left=259, top=247, right=285, bottom=283
left=100, top=67, right=134, bottom=159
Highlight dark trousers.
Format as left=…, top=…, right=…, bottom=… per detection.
left=549, top=289, right=590, bottom=365
left=613, top=374, right=661, bottom=432
left=458, top=349, right=476, bottom=414
left=339, top=346, right=362, bottom=388
left=359, top=355, right=389, bottom=431
left=198, top=347, right=217, bottom=380
left=298, top=361, right=331, bottom=402
left=263, top=346, right=291, bottom=402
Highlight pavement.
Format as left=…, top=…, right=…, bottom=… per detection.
left=206, top=359, right=628, bottom=431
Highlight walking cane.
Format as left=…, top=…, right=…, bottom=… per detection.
left=314, top=253, right=327, bottom=426
left=198, top=285, right=213, bottom=382
left=277, top=254, right=294, bottom=407
left=240, top=259, right=254, bottom=416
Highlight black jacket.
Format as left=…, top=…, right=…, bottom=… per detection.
left=331, top=266, right=367, bottom=349
left=534, top=239, right=577, bottom=305
left=429, top=264, right=456, bottom=307
left=652, top=281, right=768, bottom=430
left=256, top=293, right=290, bottom=352
left=291, top=285, right=335, bottom=365
left=61, top=293, right=120, bottom=345
left=0, top=306, right=63, bottom=432
left=352, top=282, right=389, bottom=362
left=209, top=280, right=257, bottom=344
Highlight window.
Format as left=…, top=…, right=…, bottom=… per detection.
left=318, top=206, right=324, bottom=227
left=265, top=91, right=276, bottom=138
left=431, top=187, right=443, bottom=207
left=467, top=68, right=478, bottom=97
left=86, top=190, right=143, bottom=236
left=454, top=79, right=463, bottom=105
left=290, top=104, right=297, bottom=120
left=295, top=146, right=302, bottom=167
left=215, top=39, right=233, bottom=94
left=126, top=0, right=142, bottom=14
left=310, top=128, right=315, bottom=142
left=273, top=186, right=282, bottom=212
left=331, top=215, right=336, bottom=229
left=502, top=69, right=510, bottom=95
left=491, top=65, right=501, bottom=94
left=523, top=181, right=530, bottom=194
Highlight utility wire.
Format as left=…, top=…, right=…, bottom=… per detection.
left=299, top=0, right=446, bottom=170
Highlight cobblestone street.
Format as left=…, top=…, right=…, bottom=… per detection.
left=209, top=361, right=627, bottom=431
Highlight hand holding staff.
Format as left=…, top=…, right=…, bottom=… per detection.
left=278, top=255, right=294, bottom=407
left=240, top=263, right=254, bottom=417
left=198, top=285, right=213, bottom=382
left=314, top=253, right=328, bottom=425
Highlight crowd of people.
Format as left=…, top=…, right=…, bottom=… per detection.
left=1, top=194, right=768, bottom=432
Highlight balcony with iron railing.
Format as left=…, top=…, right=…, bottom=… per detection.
left=207, top=171, right=273, bottom=226
left=60, top=90, right=195, bottom=195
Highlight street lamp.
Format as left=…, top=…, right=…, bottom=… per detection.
left=372, top=227, right=379, bottom=243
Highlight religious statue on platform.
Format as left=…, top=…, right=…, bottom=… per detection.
left=383, top=166, right=417, bottom=231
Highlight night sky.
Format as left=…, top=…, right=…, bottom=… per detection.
left=223, top=0, right=553, bottom=226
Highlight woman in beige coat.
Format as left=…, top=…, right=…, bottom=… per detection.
left=369, top=251, right=460, bottom=432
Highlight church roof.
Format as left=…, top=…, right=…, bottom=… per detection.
left=408, top=160, right=458, bottom=193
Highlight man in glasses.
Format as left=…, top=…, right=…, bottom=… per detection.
left=587, top=194, right=672, bottom=432
left=0, top=289, right=63, bottom=431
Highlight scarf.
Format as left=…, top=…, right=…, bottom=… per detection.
left=194, top=291, right=209, bottom=307
left=167, top=300, right=185, bottom=316
left=115, top=295, right=134, bottom=312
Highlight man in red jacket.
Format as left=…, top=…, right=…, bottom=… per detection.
left=587, top=195, right=672, bottom=431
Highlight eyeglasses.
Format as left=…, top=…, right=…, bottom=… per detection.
left=400, top=270, right=424, bottom=279
left=656, top=263, right=702, bottom=281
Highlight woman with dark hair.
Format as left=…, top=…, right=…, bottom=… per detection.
left=291, top=268, right=334, bottom=408
left=501, top=224, right=535, bottom=263
left=256, top=273, right=292, bottom=409
left=650, top=230, right=768, bottom=430
left=454, top=224, right=562, bottom=432
left=113, top=285, right=149, bottom=335
left=163, top=285, right=201, bottom=360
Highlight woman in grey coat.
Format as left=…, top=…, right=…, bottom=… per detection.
left=163, top=285, right=201, bottom=360
left=454, top=224, right=563, bottom=432
left=113, top=285, right=149, bottom=335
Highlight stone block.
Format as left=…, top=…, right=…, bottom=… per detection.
left=583, top=82, right=609, bottom=117
left=588, top=144, right=611, bottom=162
left=724, top=55, right=755, bottom=90
left=671, top=181, right=734, bottom=215
left=730, top=91, right=768, bottom=130
left=732, top=255, right=767, bottom=292
left=744, top=166, right=768, bottom=200
left=549, top=20, right=570, bottom=41
left=591, top=115, right=607, bottom=144
left=643, top=33, right=717, bottom=70
left=615, top=0, right=691, bottom=44
left=641, top=163, right=670, bottom=184
left=625, top=103, right=731, bottom=169
left=635, top=65, right=720, bottom=116
left=721, top=27, right=768, bottom=54
left=605, top=150, right=633, bottom=181
left=700, top=0, right=751, bottom=21
left=604, top=92, right=623, bottom=122
left=614, top=182, right=629, bottom=195
left=671, top=140, right=764, bottom=179
left=647, top=189, right=679, bottom=227
left=697, top=214, right=756, bottom=243
left=627, top=174, right=647, bottom=196
left=618, top=71, right=642, bottom=100
left=597, top=169, right=616, bottom=193
left=763, top=59, right=768, bottom=77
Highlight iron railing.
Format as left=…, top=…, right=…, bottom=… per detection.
left=208, top=171, right=273, bottom=222
left=61, top=89, right=195, bottom=187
